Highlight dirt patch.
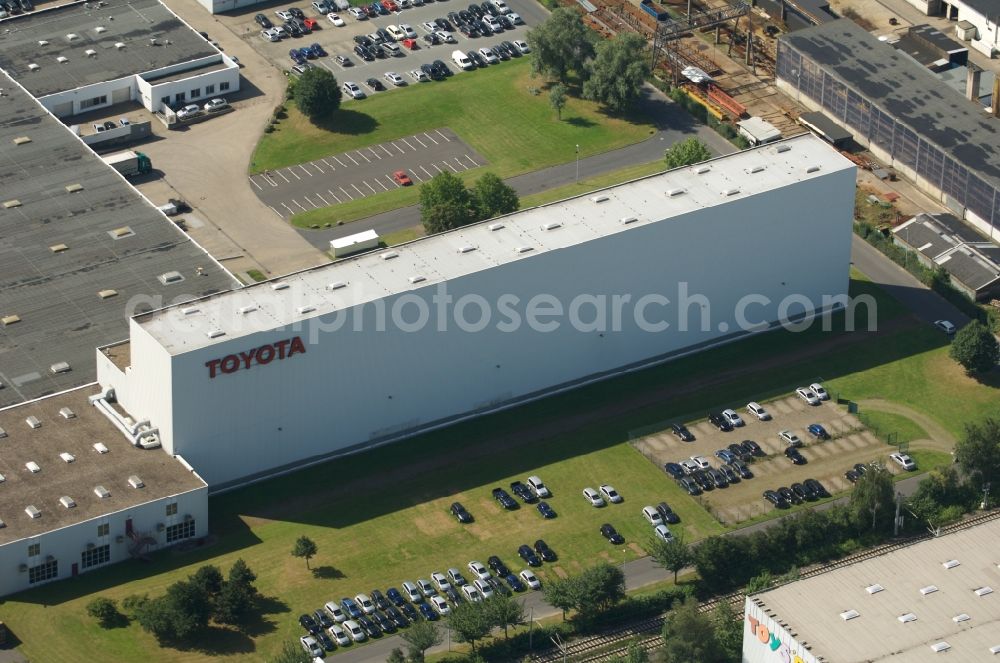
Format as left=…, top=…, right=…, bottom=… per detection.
left=553, top=566, right=569, bottom=579
left=411, top=509, right=455, bottom=537
left=628, top=542, right=646, bottom=557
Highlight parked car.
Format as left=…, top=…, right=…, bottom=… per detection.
left=385, top=606, right=408, bottom=628
left=656, top=502, right=680, bottom=524
left=784, top=447, right=806, bottom=464
left=300, top=635, right=324, bottom=657
left=526, top=475, right=551, bottom=498
left=344, top=619, right=366, bottom=642
left=335, top=54, right=352, bottom=66
left=642, top=505, right=663, bottom=526
left=488, top=556, right=510, bottom=577
left=468, top=561, right=490, bottom=580
left=519, top=569, right=541, bottom=590
left=384, top=70, right=406, bottom=86
left=715, top=448, right=736, bottom=464
left=727, top=442, right=752, bottom=462
left=354, top=593, right=375, bottom=614
left=430, top=595, right=451, bottom=616
left=671, top=422, right=695, bottom=441
left=807, top=423, right=830, bottom=440
left=537, top=501, right=556, bottom=519
left=430, top=572, right=451, bottom=593
left=741, top=439, right=764, bottom=457
left=518, top=544, right=541, bottom=567
left=708, top=412, right=733, bottom=432
left=804, top=478, right=827, bottom=497
left=722, top=408, right=744, bottom=427
left=370, top=589, right=389, bottom=611
left=746, top=401, right=771, bottom=420
left=796, top=387, right=820, bottom=405
left=328, top=622, right=351, bottom=645
left=418, top=602, right=438, bottom=621
left=324, top=601, right=347, bottom=623
left=653, top=524, right=673, bottom=542
left=706, top=467, right=728, bottom=488
left=373, top=610, right=394, bottom=633
left=731, top=459, right=753, bottom=479
left=845, top=468, right=861, bottom=483
left=719, top=464, right=739, bottom=484
left=809, top=382, right=829, bottom=401
left=778, top=486, right=802, bottom=505
left=340, top=597, right=362, bottom=619
left=479, top=46, right=499, bottom=63
left=386, top=587, right=405, bottom=606
left=664, top=462, right=686, bottom=480
left=409, top=68, right=430, bottom=82
left=401, top=581, right=423, bottom=603
left=461, top=584, right=483, bottom=602
left=314, top=609, right=334, bottom=628
left=450, top=501, right=472, bottom=523
left=510, top=480, right=535, bottom=502
left=934, top=319, right=956, bottom=334
left=348, top=6, right=367, bottom=18
left=854, top=463, right=869, bottom=476
left=203, top=97, right=228, bottom=112
left=790, top=483, right=809, bottom=501
left=492, top=487, right=518, bottom=509
left=255, top=12, right=274, bottom=28
left=600, top=523, right=625, bottom=544
left=299, top=613, right=320, bottom=634
left=582, top=487, right=605, bottom=507
left=779, top=430, right=802, bottom=447
left=364, top=76, right=385, bottom=90
left=599, top=484, right=622, bottom=504
left=677, top=477, right=701, bottom=495
left=690, top=455, right=711, bottom=470
left=690, top=470, right=713, bottom=491
left=890, top=452, right=916, bottom=471
left=505, top=573, right=525, bottom=592
left=534, top=539, right=556, bottom=562
left=473, top=578, right=494, bottom=599
left=763, top=489, right=788, bottom=508
left=399, top=602, right=418, bottom=621
left=176, top=104, right=202, bottom=120
left=416, top=578, right=436, bottom=597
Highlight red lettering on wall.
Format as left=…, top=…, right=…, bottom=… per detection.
left=756, top=624, right=770, bottom=644
left=205, top=336, right=307, bottom=378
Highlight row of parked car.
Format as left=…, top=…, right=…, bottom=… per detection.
left=0, top=0, right=33, bottom=19
left=762, top=478, right=829, bottom=509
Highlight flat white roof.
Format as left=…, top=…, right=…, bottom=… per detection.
left=750, top=517, right=1000, bottom=662
left=136, top=134, right=852, bottom=355
left=330, top=229, right=379, bottom=249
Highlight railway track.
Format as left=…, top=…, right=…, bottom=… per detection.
left=529, top=509, right=1000, bottom=662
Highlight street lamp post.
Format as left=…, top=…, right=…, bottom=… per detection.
left=575, top=144, right=580, bottom=183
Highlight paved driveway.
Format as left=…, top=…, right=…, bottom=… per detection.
left=251, top=127, right=486, bottom=216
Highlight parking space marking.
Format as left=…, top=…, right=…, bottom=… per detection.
left=298, top=165, right=313, bottom=177
left=368, top=148, right=382, bottom=159
left=334, top=156, right=349, bottom=168
left=355, top=151, right=371, bottom=163
left=430, top=163, right=443, bottom=174
left=435, top=129, right=450, bottom=142
left=380, top=144, right=395, bottom=157
left=463, top=154, right=479, bottom=168
left=304, top=195, right=319, bottom=208
left=423, top=132, right=439, bottom=145
left=364, top=181, right=378, bottom=193
left=339, top=186, right=354, bottom=200
left=412, top=134, right=428, bottom=148
left=322, top=158, right=335, bottom=170
left=327, top=189, right=342, bottom=203
left=286, top=168, right=301, bottom=181
left=352, top=183, right=366, bottom=197
left=276, top=170, right=290, bottom=183
left=420, top=165, right=434, bottom=179
left=392, top=142, right=406, bottom=155
left=444, top=160, right=459, bottom=173
left=345, top=153, right=360, bottom=166
left=401, top=137, right=417, bottom=151
left=453, top=157, right=467, bottom=170
left=376, top=178, right=389, bottom=191
left=311, top=161, right=326, bottom=174
left=386, top=174, right=401, bottom=186
left=316, top=192, right=331, bottom=205
left=249, top=177, right=263, bottom=190
left=410, top=171, right=424, bottom=183
left=281, top=202, right=296, bottom=215
left=292, top=199, right=308, bottom=212
left=269, top=206, right=283, bottom=218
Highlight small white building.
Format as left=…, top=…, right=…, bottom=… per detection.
left=0, top=387, right=208, bottom=597
left=330, top=229, right=381, bottom=257
left=904, top=0, right=999, bottom=57
left=737, top=117, right=782, bottom=146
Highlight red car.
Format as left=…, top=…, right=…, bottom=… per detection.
left=393, top=170, right=413, bottom=186
left=402, top=38, right=418, bottom=50
left=302, top=17, right=318, bottom=29
left=381, top=0, right=398, bottom=10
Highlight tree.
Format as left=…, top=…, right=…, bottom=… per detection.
left=659, top=597, right=724, bottom=663
left=191, top=564, right=224, bottom=596
left=543, top=576, right=578, bottom=620
left=447, top=601, right=493, bottom=651
left=527, top=7, right=596, bottom=83
left=693, top=535, right=751, bottom=593
left=387, top=648, right=407, bottom=663
left=419, top=171, right=477, bottom=234
left=268, top=640, right=312, bottom=663
left=711, top=601, right=743, bottom=663
left=485, top=595, right=525, bottom=639
left=954, top=416, right=1000, bottom=497
left=133, top=596, right=179, bottom=642
left=295, top=68, right=342, bottom=123
left=399, top=618, right=442, bottom=662
left=744, top=570, right=773, bottom=595
left=664, top=138, right=712, bottom=169
left=86, top=596, right=122, bottom=628
left=163, top=579, right=213, bottom=639
left=215, top=560, right=259, bottom=626
left=473, top=173, right=519, bottom=220
left=423, top=201, right=479, bottom=234
left=549, top=83, right=568, bottom=120
left=648, top=531, right=692, bottom=583
left=950, top=320, right=999, bottom=374
left=292, top=536, right=318, bottom=569
left=582, top=33, right=650, bottom=112
left=850, top=463, right=895, bottom=532
left=574, top=562, right=625, bottom=617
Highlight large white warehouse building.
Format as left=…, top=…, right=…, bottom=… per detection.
left=92, top=134, right=855, bottom=488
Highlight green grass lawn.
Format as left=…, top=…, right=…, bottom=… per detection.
left=254, top=58, right=657, bottom=226
left=380, top=225, right=426, bottom=245
left=6, top=274, right=998, bottom=662
left=860, top=410, right=928, bottom=445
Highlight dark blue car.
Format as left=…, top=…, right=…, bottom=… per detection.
left=537, top=501, right=556, bottom=518
left=807, top=423, right=830, bottom=440
left=289, top=48, right=306, bottom=64
left=340, top=597, right=363, bottom=619
left=309, top=42, right=326, bottom=57
left=505, top=573, right=525, bottom=592
left=386, top=587, right=405, bottom=606
left=418, top=602, right=439, bottom=621
left=664, top=462, right=686, bottom=480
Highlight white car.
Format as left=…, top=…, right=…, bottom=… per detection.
left=384, top=71, right=405, bottom=86
left=261, top=28, right=281, bottom=41
left=474, top=578, right=494, bottom=599
left=468, top=560, right=491, bottom=581
left=721, top=408, right=744, bottom=427
left=890, top=452, right=917, bottom=471
left=478, top=47, right=499, bottom=64
left=401, top=581, right=423, bottom=602
left=341, top=81, right=365, bottom=99
left=430, top=594, right=451, bottom=615
left=526, top=475, right=551, bottom=498
left=409, top=68, right=430, bottom=82
left=934, top=319, right=956, bottom=335
left=690, top=455, right=711, bottom=470
left=436, top=30, right=456, bottom=43
left=431, top=571, right=451, bottom=592
left=809, top=383, right=830, bottom=401
left=386, top=24, right=406, bottom=40
left=176, top=104, right=202, bottom=120
left=275, top=9, right=293, bottom=20
left=447, top=567, right=467, bottom=586
left=348, top=6, right=367, bottom=18
left=461, top=584, right=483, bottom=602
left=323, top=601, right=347, bottom=623
left=327, top=12, right=345, bottom=25
left=796, top=387, right=820, bottom=406
left=300, top=635, right=324, bottom=658
left=653, top=524, right=673, bottom=543
left=421, top=21, right=437, bottom=32
left=520, top=569, right=541, bottom=590
left=642, top=505, right=663, bottom=526
left=600, top=484, right=622, bottom=503
left=583, top=487, right=605, bottom=507
left=779, top=430, right=802, bottom=447
left=328, top=623, right=351, bottom=646
left=508, top=11, right=524, bottom=23
left=417, top=578, right=436, bottom=597
left=203, top=97, right=228, bottom=112
left=344, top=619, right=366, bottom=642
left=679, top=458, right=700, bottom=474
left=400, top=23, right=417, bottom=38
left=354, top=593, right=375, bottom=614
left=746, top=402, right=771, bottom=421
left=513, top=39, right=530, bottom=54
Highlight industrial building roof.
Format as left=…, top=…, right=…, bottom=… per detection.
left=0, top=71, right=237, bottom=407
left=0, top=0, right=218, bottom=97
left=893, top=24, right=968, bottom=70
left=781, top=19, right=1000, bottom=191
left=798, top=111, right=852, bottom=145
left=134, top=133, right=855, bottom=355
left=750, top=517, right=1000, bottom=662
left=0, top=386, right=206, bottom=544
left=894, top=213, right=1000, bottom=291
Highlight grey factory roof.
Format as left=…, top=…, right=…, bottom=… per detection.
left=0, top=0, right=218, bottom=97
left=894, top=213, right=1000, bottom=291
left=781, top=19, right=1000, bottom=191
left=894, top=25, right=967, bottom=69
left=0, top=385, right=206, bottom=545
left=0, top=70, right=237, bottom=408
left=750, top=517, right=1000, bottom=662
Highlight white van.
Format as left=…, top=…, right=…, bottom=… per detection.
left=451, top=49, right=474, bottom=70
left=491, top=0, right=510, bottom=13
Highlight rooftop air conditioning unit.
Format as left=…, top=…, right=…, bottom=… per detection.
left=59, top=407, right=75, bottom=419
left=93, top=442, right=109, bottom=454
left=59, top=453, right=75, bottom=463
left=85, top=49, right=97, bottom=57
left=59, top=496, right=76, bottom=509
left=27, top=63, right=39, bottom=71
left=66, top=33, right=79, bottom=40
left=26, top=416, right=41, bottom=429
left=115, top=42, right=125, bottom=49
left=94, top=486, right=110, bottom=499
left=128, top=475, right=144, bottom=489
left=26, top=461, right=41, bottom=473
left=56, top=56, right=69, bottom=64
left=25, top=505, right=41, bottom=519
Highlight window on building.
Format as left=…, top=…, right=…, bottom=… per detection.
left=28, top=560, right=58, bottom=584
left=27, top=543, right=40, bottom=557
left=220, top=82, right=230, bottom=92
left=80, top=95, right=108, bottom=109
left=166, top=502, right=178, bottom=516
left=97, top=523, right=110, bottom=537
left=175, top=92, right=186, bottom=102
left=166, top=519, right=196, bottom=543
left=161, top=96, right=170, bottom=106
left=81, top=545, right=111, bottom=569
left=206, top=84, right=215, bottom=94
left=191, top=88, right=201, bottom=99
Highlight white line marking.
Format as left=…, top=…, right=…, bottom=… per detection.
left=393, top=142, right=406, bottom=155
left=339, top=186, right=354, bottom=200
left=287, top=168, right=301, bottom=181
left=412, top=134, right=427, bottom=148
left=269, top=206, right=283, bottom=218
left=352, top=183, right=366, bottom=196
left=316, top=192, right=331, bottom=205
left=334, top=156, right=349, bottom=168
left=277, top=170, right=291, bottom=183
left=420, top=165, right=434, bottom=178
left=463, top=154, right=479, bottom=168
left=376, top=178, right=389, bottom=190
left=386, top=174, right=400, bottom=186
left=292, top=199, right=308, bottom=211
left=453, top=157, right=466, bottom=170
left=356, top=151, right=371, bottom=163
left=380, top=144, right=394, bottom=157
left=345, top=153, right=359, bottom=166
left=249, top=177, right=263, bottom=190
left=281, top=202, right=296, bottom=215
left=444, top=161, right=459, bottom=173
left=401, top=137, right=417, bottom=151
left=311, top=161, right=325, bottom=174
left=369, top=148, right=382, bottom=159
left=410, top=171, right=424, bottom=182
left=364, top=181, right=377, bottom=193
left=304, top=195, right=320, bottom=208
left=435, top=129, right=450, bottom=141
left=423, top=131, right=439, bottom=145
left=299, top=165, right=312, bottom=177
left=431, top=163, right=443, bottom=174
left=328, top=189, right=342, bottom=203
left=322, top=158, right=335, bottom=169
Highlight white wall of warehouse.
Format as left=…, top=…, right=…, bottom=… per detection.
left=743, top=599, right=819, bottom=663
left=0, top=487, right=206, bottom=597
left=107, top=167, right=855, bottom=487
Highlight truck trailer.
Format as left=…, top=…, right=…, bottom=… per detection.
left=101, top=151, right=152, bottom=178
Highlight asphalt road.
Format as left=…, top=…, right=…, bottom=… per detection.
left=296, top=84, right=735, bottom=249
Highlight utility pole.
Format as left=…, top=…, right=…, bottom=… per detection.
left=551, top=633, right=568, bottom=663
left=575, top=144, right=580, bottom=183
left=982, top=482, right=992, bottom=510
left=893, top=491, right=904, bottom=536
left=528, top=606, right=534, bottom=651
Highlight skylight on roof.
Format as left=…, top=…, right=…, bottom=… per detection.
left=898, top=613, right=917, bottom=623
left=920, top=585, right=939, bottom=595
left=975, top=587, right=993, bottom=597
left=953, top=613, right=970, bottom=623
left=930, top=642, right=951, bottom=653
left=942, top=559, right=960, bottom=569
left=866, top=584, right=884, bottom=594
left=840, top=610, right=860, bottom=621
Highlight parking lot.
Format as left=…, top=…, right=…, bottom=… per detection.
left=251, top=127, right=486, bottom=216
left=633, top=393, right=907, bottom=524
left=222, top=0, right=547, bottom=89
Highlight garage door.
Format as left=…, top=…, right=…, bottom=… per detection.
left=52, top=100, right=73, bottom=118
left=111, top=85, right=132, bottom=104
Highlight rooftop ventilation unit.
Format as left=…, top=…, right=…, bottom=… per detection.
left=59, top=453, right=75, bottom=463
left=381, top=251, right=399, bottom=260
left=180, top=307, right=199, bottom=315
left=866, top=584, right=884, bottom=594
left=667, top=188, right=686, bottom=197
left=59, top=407, right=75, bottom=419
left=128, top=475, right=144, bottom=489
left=930, top=642, right=951, bottom=653
left=723, top=188, right=741, bottom=196
left=488, top=223, right=505, bottom=231
left=51, top=243, right=69, bottom=253
left=94, top=485, right=110, bottom=498
left=0, top=473, right=5, bottom=483
left=38, top=40, right=49, bottom=45
left=158, top=271, right=184, bottom=285
left=237, top=304, right=258, bottom=314
left=589, top=194, right=610, bottom=203
left=457, top=245, right=476, bottom=253
left=25, top=505, right=41, bottom=519
left=4, top=200, right=22, bottom=209
left=26, top=461, right=41, bottom=473
left=749, top=165, right=766, bottom=174
left=206, top=329, right=225, bottom=339
left=93, top=443, right=109, bottom=454
left=271, top=282, right=289, bottom=291
left=51, top=362, right=71, bottom=374
left=26, top=416, right=41, bottom=429
left=807, top=165, right=821, bottom=173
left=0, top=427, right=6, bottom=439
left=540, top=222, right=562, bottom=231
left=620, top=216, right=638, bottom=225
left=94, top=26, right=106, bottom=33
left=942, top=559, right=960, bottom=569
left=920, top=585, right=938, bottom=595
left=66, top=33, right=79, bottom=40
left=695, top=165, right=711, bottom=174
left=297, top=305, right=316, bottom=314
left=408, top=276, right=426, bottom=284
left=839, top=610, right=859, bottom=621
left=27, top=63, right=39, bottom=71
left=776, top=144, right=791, bottom=153
left=327, top=282, right=347, bottom=291
left=989, top=645, right=1000, bottom=654
left=2, top=314, right=21, bottom=326
left=56, top=56, right=69, bottom=64
left=85, top=49, right=97, bottom=57
left=516, top=246, right=534, bottom=254
left=65, top=183, right=83, bottom=193
left=59, top=496, right=76, bottom=509
left=898, top=613, right=917, bottom=623
left=975, top=586, right=993, bottom=596
left=115, top=42, right=125, bottom=49
left=13, top=136, right=30, bottom=144
left=953, top=613, right=970, bottom=623
left=98, top=289, right=118, bottom=299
